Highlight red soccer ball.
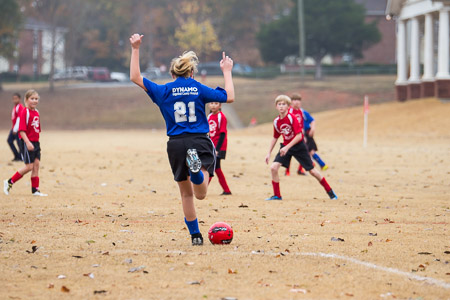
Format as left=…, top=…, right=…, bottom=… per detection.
left=208, top=222, right=233, bottom=245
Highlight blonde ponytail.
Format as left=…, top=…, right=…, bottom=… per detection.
left=170, top=51, right=198, bottom=78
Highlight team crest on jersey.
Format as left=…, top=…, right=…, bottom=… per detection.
left=280, top=124, right=294, bottom=140
left=31, top=116, right=40, bottom=133
left=209, top=120, right=217, bottom=137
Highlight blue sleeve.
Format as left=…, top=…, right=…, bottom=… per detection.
left=199, top=84, right=227, bottom=103
left=303, top=110, right=314, bottom=123
left=143, top=77, right=166, bottom=106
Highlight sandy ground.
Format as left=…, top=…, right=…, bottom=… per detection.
left=0, top=98, right=449, bottom=299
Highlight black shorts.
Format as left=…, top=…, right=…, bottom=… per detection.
left=274, top=141, right=314, bottom=171
left=19, top=140, right=41, bottom=164
left=167, top=134, right=216, bottom=182
left=305, top=130, right=318, bottom=152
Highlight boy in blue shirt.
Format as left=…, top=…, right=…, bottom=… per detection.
left=129, top=33, right=235, bottom=246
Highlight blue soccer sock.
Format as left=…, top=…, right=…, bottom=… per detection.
left=185, top=218, right=200, bottom=235
left=312, top=153, right=326, bottom=168
left=189, top=170, right=204, bottom=185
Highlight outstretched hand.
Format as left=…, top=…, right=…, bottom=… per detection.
left=130, top=34, right=144, bottom=49
left=220, top=52, right=233, bottom=73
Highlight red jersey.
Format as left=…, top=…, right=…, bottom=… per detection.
left=208, top=111, right=228, bottom=151
left=288, top=107, right=304, bottom=132
left=11, top=103, right=24, bottom=129
left=19, top=108, right=41, bottom=142
left=273, top=113, right=302, bottom=146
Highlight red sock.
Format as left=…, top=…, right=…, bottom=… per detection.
left=215, top=168, right=231, bottom=193
left=320, top=177, right=331, bottom=192
left=11, top=172, right=23, bottom=184
left=31, top=177, right=39, bottom=189
left=272, top=181, right=281, bottom=198
left=208, top=176, right=212, bottom=184
left=298, top=165, right=304, bottom=173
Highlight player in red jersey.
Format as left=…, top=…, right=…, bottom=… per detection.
left=7, top=93, right=24, bottom=162
left=286, top=93, right=307, bottom=176
left=264, top=95, right=337, bottom=201
left=207, top=102, right=232, bottom=195
left=4, top=90, right=47, bottom=196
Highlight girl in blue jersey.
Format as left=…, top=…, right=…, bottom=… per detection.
left=129, top=33, right=235, bottom=246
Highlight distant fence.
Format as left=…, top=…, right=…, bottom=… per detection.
left=235, top=64, right=397, bottom=79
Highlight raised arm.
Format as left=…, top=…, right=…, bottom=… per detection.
left=129, top=33, right=146, bottom=91
left=220, top=52, right=235, bottom=103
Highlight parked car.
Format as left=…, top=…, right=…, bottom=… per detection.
left=197, top=62, right=222, bottom=76
left=87, top=67, right=110, bottom=82
left=142, top=67, right=164, bottom=80
left=233, top=63, right=253, bottom=75
left=52, top=66, right=89, bottom=81
left=110, top=72, right=129, bottom=82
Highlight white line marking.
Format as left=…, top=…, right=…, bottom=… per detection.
left=300, top=252, right=450, bottom=289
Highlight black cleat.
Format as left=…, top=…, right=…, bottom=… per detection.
left=221, top=191, right=232, bottom=195
left=327, top=189, right=338, bottom=200
left=191, top=233, right=203, bottom=246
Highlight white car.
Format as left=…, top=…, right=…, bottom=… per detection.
left=110, top=72, right=129, bottom=82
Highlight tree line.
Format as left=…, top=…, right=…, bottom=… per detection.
left=1, top=0, right=379, bottom=87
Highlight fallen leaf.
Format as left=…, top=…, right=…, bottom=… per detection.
left=72, top=255, right=83, bottom=259
left=228, top=268, right=238, bottom=274
left=418, top=252, right=432, bottom=255
left=238, top=203, right=248, bottom=208
left=47, top=283, right=54, bottom=289
left=368, top=241, right=373, bottom=246
left=61, top=286, right=70, bottom=293
left=331, top=237, right=345, bottom=242
left=385, top=239, right=392, bottom=242
left=345, top=293, right=354, bottom=297
left=26, top=245, right=38, bottom=253
left=128, top=265, right=146, bottom=273
left=94, top=290, right=107, bottom=294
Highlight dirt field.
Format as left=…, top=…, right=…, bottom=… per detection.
left=0, top=98, right=449, bottom=299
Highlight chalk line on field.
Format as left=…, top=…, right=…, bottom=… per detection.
left=298, top=252, right=450, bottom=289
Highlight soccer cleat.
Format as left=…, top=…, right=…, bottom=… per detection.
left=297, top=170, right=307, bottom=176
left=32, top=191, right=48, bottom=197
left=322, top=165, right=329, bottom=171
left=327, top=189, right=338, bottom=200
left=265, top=195, right=282, bottom=201
left=186, top=149, right=202, bottom=173
left=191, top=233, right=204, bottom=246
left=4, top=180, right=12, bottom=195
left=221, top=191, right=232, bottom=195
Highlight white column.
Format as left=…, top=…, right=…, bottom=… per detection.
left=422, top=13, right=434, bottom=81
left=396, top=19, right=408, bottom=84
left=436, top=8, right=450, bottom=79
left=409, top=17, right=420, bottom=83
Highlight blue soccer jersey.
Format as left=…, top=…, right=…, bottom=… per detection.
left=143, top=77, right=227, bottom=136
left=301, top=109, right=314, bottom=131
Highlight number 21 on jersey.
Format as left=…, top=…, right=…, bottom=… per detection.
left=174, top=101, right=197, bottom=123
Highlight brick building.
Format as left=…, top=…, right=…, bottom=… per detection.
left=0, top=18, right=66, bottom=77
left=355, top=0, right=397, bottom=64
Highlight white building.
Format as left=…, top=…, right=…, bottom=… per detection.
left=386, top=0, right=450, bottom=100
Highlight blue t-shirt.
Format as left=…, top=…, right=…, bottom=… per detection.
left=301, top=109, right=314, bottom=131
left=143, top=77, right=227, bottom=136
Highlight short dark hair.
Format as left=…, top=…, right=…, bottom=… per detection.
left=291, top=93, right=302, bottom=101
left=13, top=92, right=21, bottom=98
